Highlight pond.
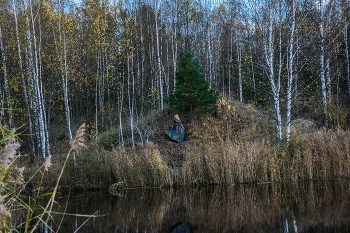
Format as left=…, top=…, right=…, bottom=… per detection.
left=16, top=179, right=350, bottom=233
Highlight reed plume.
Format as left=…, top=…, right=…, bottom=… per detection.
left=29, top=123, right=86, bottom=233
left=0, top=129, right=21, bottom=230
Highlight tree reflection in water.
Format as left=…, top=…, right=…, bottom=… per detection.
left=15, top=180, right=350, bottom=232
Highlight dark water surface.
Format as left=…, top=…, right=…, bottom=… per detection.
left=18, top=179, right=350, bottom=232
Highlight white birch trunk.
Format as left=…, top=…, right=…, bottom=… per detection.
left=95, top=52, right=100, bottom=144
left=25, top=0, right=50, bottom=158
left=228, top=28, right=233, bottom=99
left=25, top=6, right=40, bottom=157
left=165, top=38, right=170, bottom=97
left=0, top=25, right=13, bottom=127
left=140, top=23, right=145, bottom=113
left=237, top=35, right=242, bottom=103
left=118, top=59, right=125, bottom=145
left=319, top=21, right=328, bottom=126
left=38, top=21, right=51, bottom=158
left=13, top=0, right=36, bottom=157
left=172, top=1, right=178, bottom=89
left=57, top=0, right=73, bottom=143
left=56, top=0, right=75, bottom=162
left=264, top=9, right=282, bottom=143
left=33, top=8, right=50, bottom=158
left=346, top=25, right=350, bottom=97
left=286, top=0, right=296, bottom=143
left=154, top=0, right=164, bottom=110
left=63, top=35, right=73, bottom=141
left=325, top=57, right=331, bottom=97
left=127, top=50, right=135, bottom=145
left=207, top=28, right=213, bottom=84
left=171, top=27, right=177, bottom=91
left=250, top=44, right=256, bottom=96
left=0, top=26, right=6, bottom=124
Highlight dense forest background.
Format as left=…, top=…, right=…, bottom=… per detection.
left=0, top=0, right=349, bottom=159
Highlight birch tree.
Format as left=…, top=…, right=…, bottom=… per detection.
left=247, top=0, right=284, bottom=143
left=32, top=1, right=50, bottom=159
left=342, top=0, right=350, bottom=97
left=24, top=0, right=50, bottom=158
left=316, top=0, right=329, bottom=126
left=153, top=0, right=164, bottom=110
left=314, top=0, right=346, bottom=127
left=0, top=24, right=13, bottom=127
left=286, top=0, right=296, bottom=143
left=54, top=0, right=76, bottom=162
left=346, top=24, right=350, bottom=97
left=12, top=0, right=36, bottom=157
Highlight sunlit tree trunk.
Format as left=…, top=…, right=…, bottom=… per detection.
left=101, top=2, right=108, bottom=129
left=0, top=25, right=12, bottom=127
left=118, top=56, right=125, bottom=145
left=170, top=0, right=178, bottom=91
left=0, top=26, right=3, bottom=119
left=286, top=0, right=296, bottom=143
left=317, top=0, right=328, bottom=127
left=154, top=0, right=164, bottom=110
left=95, top=51, right=101, bottom=144
left=249, top=44, right=256, bottom=96
left=26, top=0, right=50, bottom=158
left=12, top=0, right=35, bottom=157
left=247, top=0, right=283, bottom=143
left=236, top=32, right=243, bottom=103
left=345, top=25, right=350, bottom=97
left=38, top=20, right=50, bottom=159
left=265, top=7, right=282, bottom=143
left=62, top=35, right=73, bottom=142
left=127, top=49, right=135, bottom=145
left=56, top=0, right=75, bottom=162
left=57, top=0, right=73, bottom=141
left=325, top=57, right=331, bottom=97
left=207, top=24, right=213, bottom=84
left=228, top=28, right=233, bottom=99
left=319, top=18, right=328, bottom=126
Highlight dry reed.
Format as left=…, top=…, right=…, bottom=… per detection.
left=28, top=123, right=87, bottom=233
left=108, top=142, right=173, bottom=192
left=0, top=127, right=22, bottom=232
left=99, top=180, right=350, bottom=232
left=106, top=99, right=350, bottom=188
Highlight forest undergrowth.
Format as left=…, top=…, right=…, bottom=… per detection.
left=17, top=99, right=350, bottom=193
left=2, top=99, right=350, bottom=231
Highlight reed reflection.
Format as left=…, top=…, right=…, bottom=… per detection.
left=17, top=180, right=350, bottom=233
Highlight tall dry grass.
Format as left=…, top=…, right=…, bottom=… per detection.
left=178, top=139, right=278, bottom=186
left=107, top=99, right=350, bottom=189
left=288, top=128, right=350, bottom=179
left=0, top=126, right=24, bottom=231
left=107, top=127, right=350, bottom=188
left=108, top=142, right=173, bottom=192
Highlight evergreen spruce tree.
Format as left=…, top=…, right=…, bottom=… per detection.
left=167, top=51, right=220, bottom=114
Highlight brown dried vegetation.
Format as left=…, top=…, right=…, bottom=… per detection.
left=108, top=99, right=350, bottom=191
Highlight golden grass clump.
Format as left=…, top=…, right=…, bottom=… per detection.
left=103, top=99, right=350, bottom=188
left=177, top=119, right=350, bottom=186
left=308, top=128, right=350, bottom=178
left=109, top=142, right=173, bottom=192
left=285, top=127, right=350, bottom=181
left=179, top=139, right=279, bottom=186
